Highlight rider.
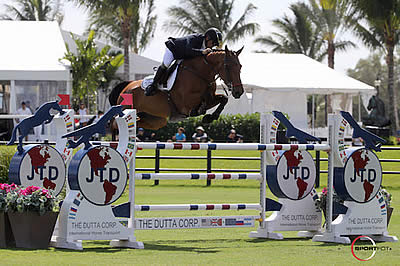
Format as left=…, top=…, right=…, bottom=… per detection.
left=145, top=27, right=223, bottom=96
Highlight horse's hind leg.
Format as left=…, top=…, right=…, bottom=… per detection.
left=137, top=113, right=167, bottom=130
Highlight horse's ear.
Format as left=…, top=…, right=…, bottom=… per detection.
left=236, top=46, right=244, bottom=56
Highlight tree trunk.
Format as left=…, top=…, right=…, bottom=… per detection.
left=326, top=40, right=335, bottom=115
left=121, top=17, right=131, bottom=81
left=386, top=43, right=399, bottom=134
left=328, top=41, right=335, bottom=69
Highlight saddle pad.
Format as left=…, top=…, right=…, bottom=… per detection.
left=141, top=61, right=181, bottom=91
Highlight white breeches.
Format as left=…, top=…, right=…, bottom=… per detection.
left=162, top=47, right=175, bottom=67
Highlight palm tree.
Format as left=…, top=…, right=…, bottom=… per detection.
left=254, top=2, right=326, bottom=61
left=347, top=0, right=400, bottom=134
left=72, top=0, right=149, bottom=81
left=303, top=0, right=356, bottom=119
left=63, top=31, right=124, bottom=110
left=164, top=0, right=259, bottom=44
left=86, top=0, right=156, bottom=54
left=1, top=0, right=63, bottom=23
left=306, top=0, right=356, bottom=69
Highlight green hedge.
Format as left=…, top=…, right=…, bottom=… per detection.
left=153, top=113, right=261, bottom=142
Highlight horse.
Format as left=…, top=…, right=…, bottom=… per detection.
left=8, top=101, right=65, bottom=153
left=108, top=45, right=244, bottom=130
left=363, top=95, right=390, bottom=127
left=63, top=105, right=124, bottom=150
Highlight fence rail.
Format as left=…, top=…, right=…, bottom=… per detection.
left=2, top=141, right=399, bottom=187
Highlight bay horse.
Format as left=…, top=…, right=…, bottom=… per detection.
left=108, top=45, right=244, bottom=130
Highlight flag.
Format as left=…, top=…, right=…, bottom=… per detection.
left=57, top=94, right=70, bottom=106
left=121, top=93, right=133, bottom=106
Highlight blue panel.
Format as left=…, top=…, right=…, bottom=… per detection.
left=67, top=149, right=87, bottom=191
left=208, top=144, right=216, bottom=150
left=238, top=174, right=246, bottom=179
left=306, top=145, right=314, bottom=150
left=333, top=167, right=351, bottom=201
left=190, top=205, right=199, bottom=210
left=257, top=144, right=266, bottom=150
left=265, top=198, right=282, bottom=211
left=141, top=206, right=150, bottom=211
left=238, top=204, right=246, bottom=209
left=156, top=143, right=165, bottom=149
left=8, top=145, right=35, bottom=185
left=142, top=174, right=151, bottom=180
left=333, top=201, right=348, bottom=215
left=112, top=202, right=131, bottom=218
left=266, top=165, right=286, bottom=199
left=191, top=174, right=200, bottom=179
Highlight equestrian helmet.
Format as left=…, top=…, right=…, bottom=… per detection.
left=205, top=28, right=222, bottom=47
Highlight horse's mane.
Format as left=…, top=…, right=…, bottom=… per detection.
left=205, top=50, right=226, bottom=64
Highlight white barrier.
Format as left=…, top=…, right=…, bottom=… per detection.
left=49, top=109, right=397, bottom=250
left=312, top=114, right=398, bottom=244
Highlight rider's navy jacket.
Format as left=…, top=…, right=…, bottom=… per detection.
left=165, top=33, right=205, bottom=59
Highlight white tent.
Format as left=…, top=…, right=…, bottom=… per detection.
left=222, top=53, right=375, bottom=129
left=0, top=21, right=71, bottom=113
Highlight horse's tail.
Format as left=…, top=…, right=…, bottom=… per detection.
left=7, top=125, right=18, bottom=145
left=109, top=81, right=132, bottom=106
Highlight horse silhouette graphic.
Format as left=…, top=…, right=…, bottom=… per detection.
left=7, top=101, right=65, bottom=153
left=341, top=111, right=386, bottom=152
left=273, top=111, right=320, bottom=144
left=62, top=105, right=124, bottom=150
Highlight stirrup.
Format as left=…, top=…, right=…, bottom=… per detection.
left=145, top=84, right=157, bottom=96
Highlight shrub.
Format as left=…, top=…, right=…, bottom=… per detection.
left=154, top=113, right=261, bottom=142
left=0, top=147, right=16, bottom=184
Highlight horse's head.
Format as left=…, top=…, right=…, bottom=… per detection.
left=111, top=105, right=125, bottom=118
left=218, top=45, right=244, bottom=99
left=52, top=101, right=65, bottom=115
left=367, top=96, right=376, bottom=111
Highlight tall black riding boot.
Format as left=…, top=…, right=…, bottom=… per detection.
left=145, top=65, right=167, bottom=96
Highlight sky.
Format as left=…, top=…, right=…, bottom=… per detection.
left=0, top=0, right=371, bottom=74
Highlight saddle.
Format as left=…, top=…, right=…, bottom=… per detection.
left=141, top=61, right=181, bottom=91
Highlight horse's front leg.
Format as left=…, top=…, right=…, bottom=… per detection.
left=201, top=94, right=228, bottom=124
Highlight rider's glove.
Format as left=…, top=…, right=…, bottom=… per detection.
left=202, top=48, right=212, bottom=55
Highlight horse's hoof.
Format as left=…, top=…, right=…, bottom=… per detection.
left=202, top=114, right=215, bottom=124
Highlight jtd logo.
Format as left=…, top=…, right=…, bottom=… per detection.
left=282, top=166, right=310, bottom=180
left=350, top=168, right=376, bottom=183
left=86, top=168, right=120, bottom=183
left=27, top=166, right=59, bottom=181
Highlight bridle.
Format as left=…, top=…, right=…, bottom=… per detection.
left=222, top=53, right=242, bottom=91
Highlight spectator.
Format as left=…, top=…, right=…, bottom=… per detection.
left=192, top=126, right=208, bottom=142
left=92, top=110, right=104, bottom=124
left=136, top=128, right=146, bottom=142
left=352, top=137, right=363, bottom=146
left=25, top=100, right=34, bottom=114
left=227, top=129, right=243, bottom=143
left=15, top=101, right=32, bottom=123
left=79, top=103, right=89, bottom=128
left=74, top=109, right=80, bottom=128
left=172, top=127, right=186, bottom=142
left=147, top=132, right=157, bottom=142
left=91, top=111, right=104, bottom=140
left=16, top=101, right=33, bottom=141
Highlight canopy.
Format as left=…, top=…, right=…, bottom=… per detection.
left=238, top=53, right=375, bottom=94
left=0, top=21, right=70, bottom=80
